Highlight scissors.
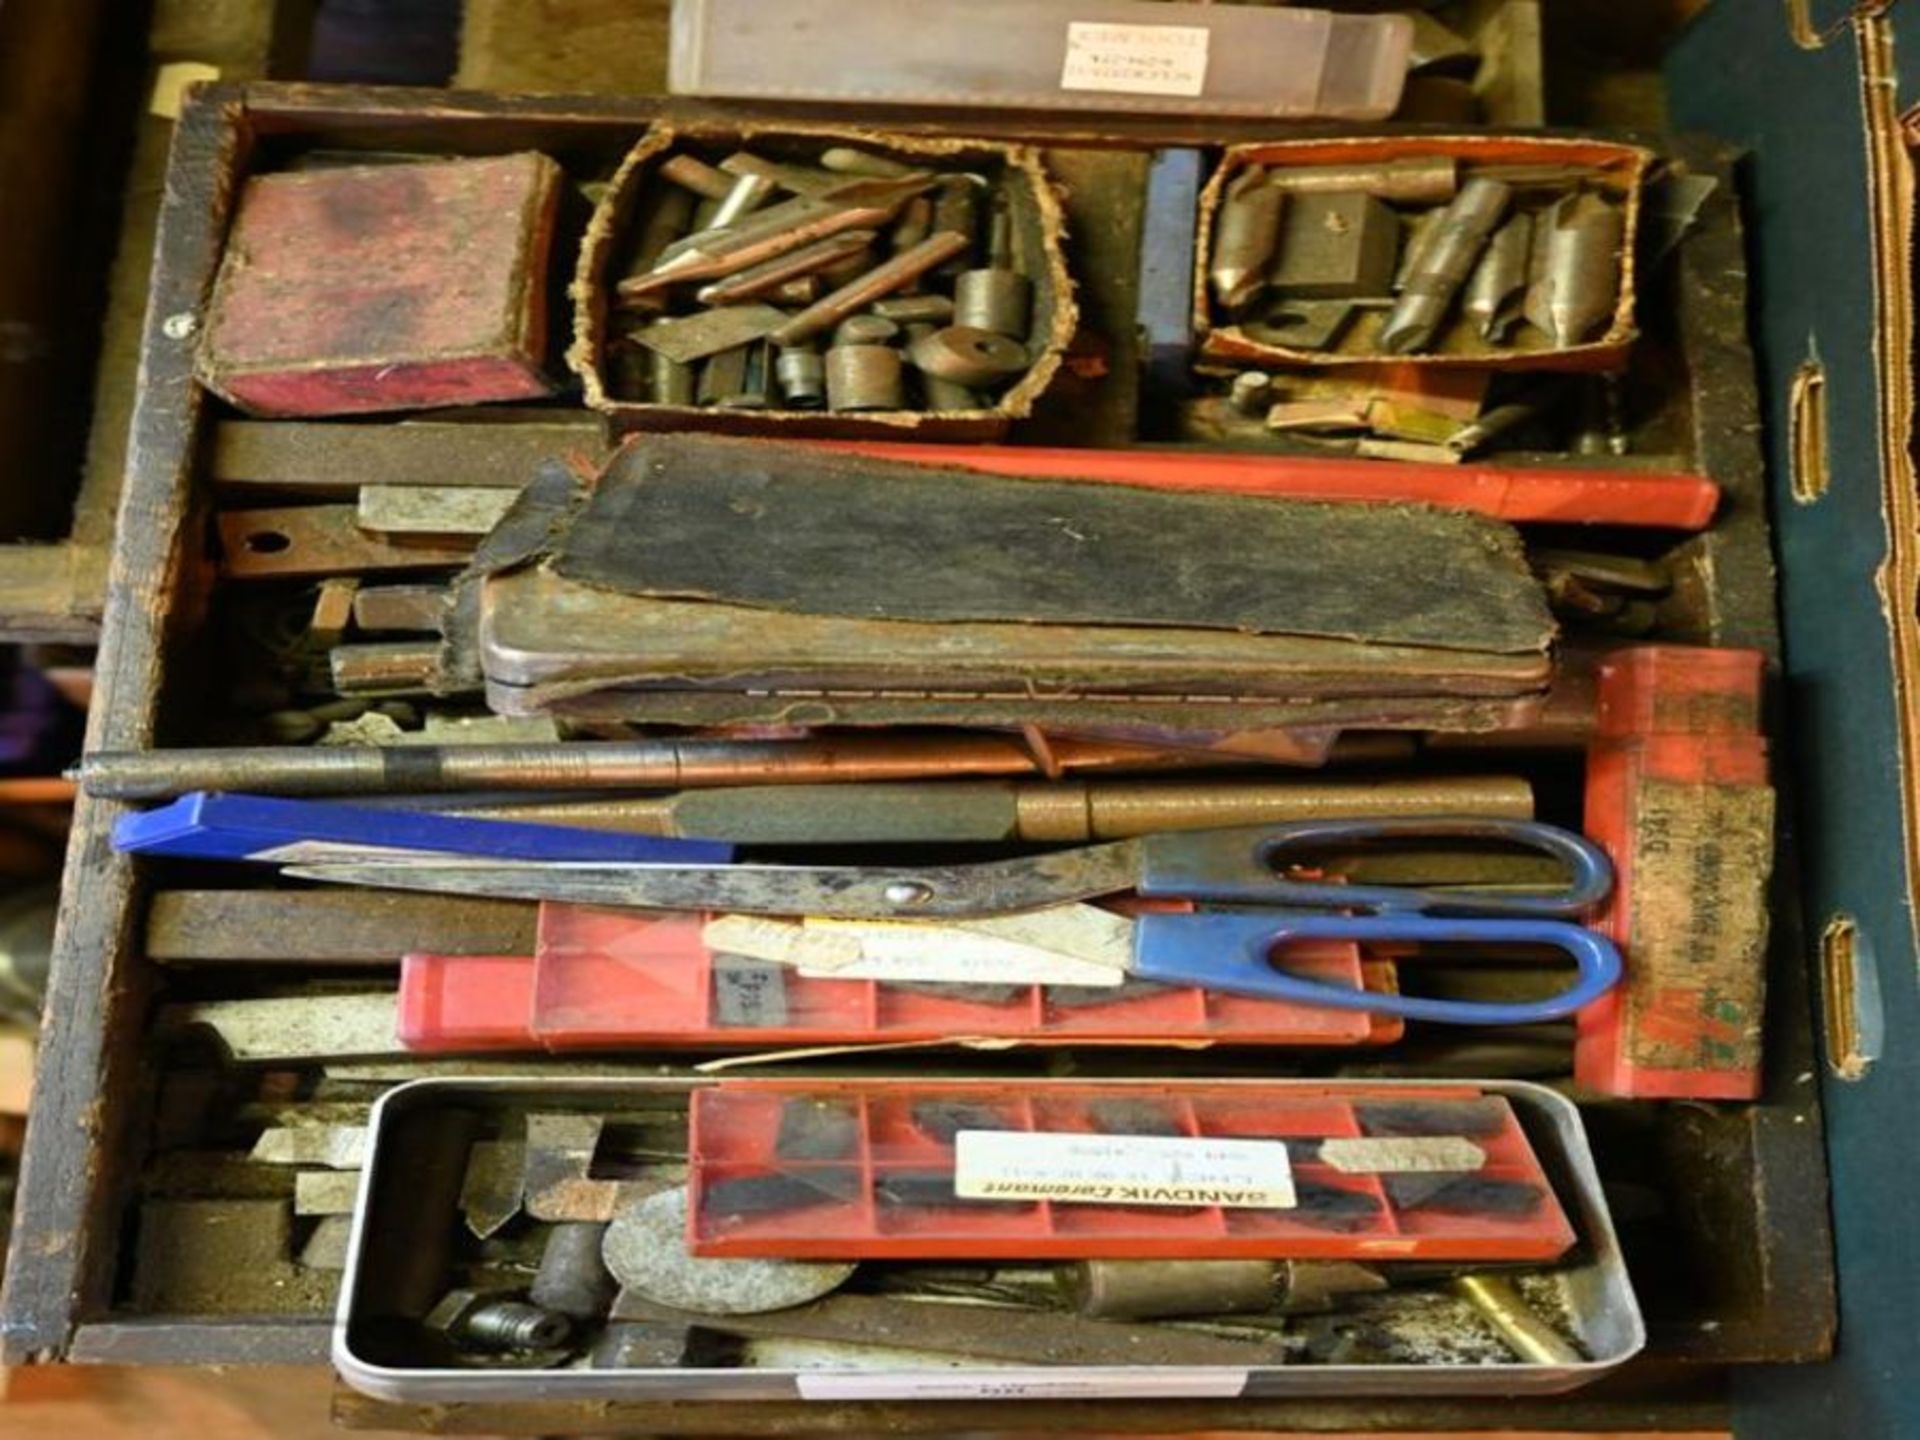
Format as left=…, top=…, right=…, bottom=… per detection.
left=285, top=816, right=1621, bottom=1027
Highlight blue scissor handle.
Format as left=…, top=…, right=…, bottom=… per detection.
left=1135, top=817, right=1613, bottom=918
left=1131, top=911, right=1624, bottom=1026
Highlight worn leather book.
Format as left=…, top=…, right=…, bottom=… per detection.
left=466, top=436, right=1554, bottom=749
left=551, top=435, right=1554, bottom=657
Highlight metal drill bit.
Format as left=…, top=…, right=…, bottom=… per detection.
left=772, top=275, right=822, bottom=306
left=1463, top=212, right=1533, bottom=343
left=694, top=229, right=878, bottom=306
left=628, top=173, right=934, bottom=295
left=770, top=230, right=970, bottom=346
left=704, top=172, right=777, bottom=231
left=1378, top=177, right=1511, bottom=354
left=624, top=185, right=696, bottom=280
left=1209, top=166, right=1285, bottom=312
left=889, top=195, right=933, bottom=254
left=820, top=146, right=915, bottom=178
left=1268, top=158, right=1457, bottom=204
left=70, top=733, right=1219, bottom=800
left=658, top=153, right=736, bottom=201
left=1524, top=192, right=1624, bottom=348
left=1393, top=208, right=1444, bottom=293
left=720, top=151, right=839, bottom=197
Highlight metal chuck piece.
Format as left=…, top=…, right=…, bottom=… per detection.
left=1378, top=177, right=1512, bottom=354
left=1524, top=192, right=1624, bottom=348
left=954, top=193, right=1032, bottom=339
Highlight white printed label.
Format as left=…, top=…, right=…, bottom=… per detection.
left=797, top=1368, right=1249, bottom=1401
left=702, top=912, right=1125, bottom=986
left=1318, top=1136, right=1487, bottom=1174
left=798, top=917, right=1123, bottom=987
left=1060, top=21, right=1211, bottom=98
left=955, top=1130, right=1294, bottom=1209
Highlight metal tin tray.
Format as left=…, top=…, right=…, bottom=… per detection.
left=334, top=1075, right=1644, bottom=1402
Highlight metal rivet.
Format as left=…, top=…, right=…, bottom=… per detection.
left=162, top=312, right=199, bottom=340
left=883, top=881, right=934, bottom=907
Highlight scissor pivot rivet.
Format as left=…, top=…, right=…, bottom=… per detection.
left=883, top=881, right=935, bottom=907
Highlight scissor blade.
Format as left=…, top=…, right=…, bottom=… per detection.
left=283, top=842, right=1145, bottom=919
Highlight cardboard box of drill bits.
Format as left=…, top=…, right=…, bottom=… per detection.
left=569, top=126, right=1077, bottom=439
left=1194, top=136, right=1653, bottom=373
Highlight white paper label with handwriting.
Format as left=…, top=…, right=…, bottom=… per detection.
left=954, top=1129, right=1294, bottom=1209
left=1060, top=21, right=1210, bottom=97
left=797, top=1368, right=1249, bottom=1401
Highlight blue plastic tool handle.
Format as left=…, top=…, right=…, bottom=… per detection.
left=1131, top=911, right=1625, bottom=1025
left=1135, top=817, right=1613, bottom=918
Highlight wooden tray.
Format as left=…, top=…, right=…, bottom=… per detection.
left=0, top=83, right=1832, bottom=1436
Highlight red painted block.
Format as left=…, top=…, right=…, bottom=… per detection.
left=198, top=152, right=563, bottom=416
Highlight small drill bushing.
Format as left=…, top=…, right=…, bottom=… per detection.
left=1229, top=371, right=1273, bottom=418
left=825, top=343, right=904, bottom=412
left=774, top=345, right=826, bottom=409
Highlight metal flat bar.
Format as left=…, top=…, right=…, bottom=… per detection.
left=69, top=1316, right=333, bottom=1366
left=146, top=890, right=537, bottom=963
left=218, top=505, right=473, bottom=580
left=210, top=417, right=606, bottom=497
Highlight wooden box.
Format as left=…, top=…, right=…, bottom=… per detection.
left=0, top=84, right=1831, bottom=1438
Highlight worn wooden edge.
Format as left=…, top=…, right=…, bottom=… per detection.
left=1640, top=132, right=1834, bottom=1364
left=0, top=542, right=109, bottom=644
left=0, top=88, right=248, bottom=1365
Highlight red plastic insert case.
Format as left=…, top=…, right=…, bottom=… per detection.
left=397, top=904, right=1408, bottom=1051
left=686, top=1080, right=1578, bottom=1262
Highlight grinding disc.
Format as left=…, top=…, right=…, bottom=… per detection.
left=602, top=1187, right=855, bottom=1315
